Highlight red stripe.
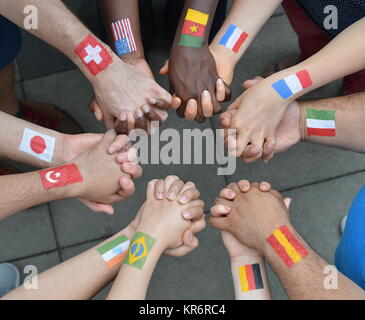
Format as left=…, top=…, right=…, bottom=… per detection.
left=296, top=70, right=312, bottom=89
left=181, top=20, right=205, bottom=38
left=111, top=23, right=118, bottom=41
left=232, top=32, right=248, bottom=53
left=126, top=19, right=137, bottom=51
left=245, top=265, right=256, bottom=290
left=267, top=233, right=294, bottom=267
left=279, top=226, right=309, bottom=258
left=118, top=20, right=125, bottom=38
left=307, top=127, right=336, bottom=136
left=121, top=19, right=132, bottom=51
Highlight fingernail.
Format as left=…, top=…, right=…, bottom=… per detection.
left=222, top=206, right=231, bottom=213
left=118, top=153, right=128, bottom=162
left=203, top=90, right=209, bottom=96
left=123, top=162, right=131, bottom=170
left=109, top=147, right=115, bottom=153
left=228, top=191, right=235, bottom=198
left=187, top=232, right=194, bottom=242
left=183, top=211, right=192, bottom=219
left=167, top=192, right=176, bottom=200
left=156, top=192, right=163, bottom=200
left=120, top=113, right=127, bottom=121
left=149, top=98, right=157, bottom=105
left=217, top=78, right=224, bottom=85
left=142, top=105, right=150, bottom=113
left=242, top=183, right=250, bottom=190
left=179, top=196, right=189, bottom=204
left=252, top=145, right=261, bottom=153
left=136, top=109, right=143, bottom=118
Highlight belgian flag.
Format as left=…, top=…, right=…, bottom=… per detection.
left=179, top=8, right=209, bottom=48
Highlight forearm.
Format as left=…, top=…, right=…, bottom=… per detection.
left=298, top=92, right=365, bottom=153
left=172, top=0, right=219, bottom=48
left=0, top=171, right=69, bottom=219
left=0, top=111, right=66, bottom=167
left=262, top=224, right=365, bottom=299
left=98, top=0, right=144, bottom=62
left=2, top=226, right=135, bottom=300
left=210, top=0, right=283, bottom=69
left=107, top=231, right=160, bottom=300
left=230, top=255, right=271, bottom=300
left=268, top=18, right=365, bottom=102
left=0, top=0, right=115, bottom=83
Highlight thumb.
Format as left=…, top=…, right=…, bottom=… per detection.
left=89, top=98, right=104, bottom=121
left=284, top=197, right=292, bottom=209
left=100, top=129, right=117, bottom=148
left=159, top=59, right=169, bottom=75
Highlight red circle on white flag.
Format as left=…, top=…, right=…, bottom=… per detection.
left=30, top=136, right=46, bottom=154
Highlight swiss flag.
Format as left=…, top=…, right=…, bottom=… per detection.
left=19, top=128, right=55, bottom=163
left=75, top=35, right=113, bottom=76
left=39, top=163, right=83, bottom=189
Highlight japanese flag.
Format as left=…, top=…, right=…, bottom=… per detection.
left=19, top=128, right=55, bottom=163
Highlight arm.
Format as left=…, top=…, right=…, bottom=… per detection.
left=2, top=226, right=136, bottom=300
left=210, top=0, right=283, bottom=84
left=262, top=224, right=365, bottom=300
left=0, top=0, right=171, bottom=131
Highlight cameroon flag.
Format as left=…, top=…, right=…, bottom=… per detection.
left=179, top=8, right=209, bottom=48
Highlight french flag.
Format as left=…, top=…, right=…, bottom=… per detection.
left=219, top=24, right=248, bottom=53
left=272, top=70, right=313, bottom=99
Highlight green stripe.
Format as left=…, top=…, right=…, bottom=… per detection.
left=306, top=108, right=335, bottom=121
left=97, top=235, right=129, bottom=255
left=179, top=34, right=203, bottom=48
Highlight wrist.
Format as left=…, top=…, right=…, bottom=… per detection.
left=298, top=101, right=308, bottom=141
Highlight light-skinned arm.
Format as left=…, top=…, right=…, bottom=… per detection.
left=0, top=0, right=171, bottom=132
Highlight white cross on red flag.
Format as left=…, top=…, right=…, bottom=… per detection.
left=75, top=35, right=113, bottom=76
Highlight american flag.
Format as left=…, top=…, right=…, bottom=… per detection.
left=111, top=18, right=137, bottom=56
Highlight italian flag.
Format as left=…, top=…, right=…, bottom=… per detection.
left=306, top=108, right=336, bottom=137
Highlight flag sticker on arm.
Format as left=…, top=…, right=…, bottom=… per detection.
left=219, top=24, right=248, bottom=53
left=75, top=35, right=113, bottom=76
left=19, top=128, right=55, bottom=163
left=39, top=163, right=83, bottom=189
left=267, top=225, right=309, bottom=267
left=239, top=263, right=264, bottom=292
left=306, top=108, right=336, bottom=136
left=179, top=8, right=209, bottom=48
left=97, top=235, right=130, bottom=268
left=111, top=18, right=137, bottom=56
left=272, top=70, right=312, bottom=99
left=124, top=232, right=156, bottom=269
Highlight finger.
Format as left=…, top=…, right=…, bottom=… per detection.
left=135, top=109, right=148, bottom=131
left=115, top=111, right=129, bottom=134
left=78, top=198, right=114, bottom=215
left=164, top=175, right=180, bottom=190
left=116, top=147, right=138, bottom=163
left=214, top=197, right=234, bottom=207
left=164, top=231, right=199, bottom=257
left=166, top=178, right=185, bottom=200
left=235, top=135, right=249, bottom=158
left=147, top=179, right=158, bottom=197
left=284, top=197, right=292, bottom=209
left=184, top=99, right=198, bottom=121
left=142, top=104, right=162, bottom=122
left=262, top=138, right=276, bottom=163
left=89, top=99, right=104, bottom=121
left=189, top=214, right=206, bottom=233
left=201, top=90, right=214, bottom=118
left=155, top=179, right=165, bottom=200
left=104, top=112, right=116, bottom=130
left=219, top=188, right=236, bottom=200
left=240, top=144, right=262, bottom=163
left=171, top=95, right=182, bottom=109
left=182, top=206, right=204, bottom=221
left=226, top=182, right=240, bottom=193
left=223, top=82, right=232, bottom=102
left=117, top=176, right=136, bottom=197
left=242, top=77, right=264, bottom=89
left=178, top=187, right=200, bottom=205
left=108, top=134, right=129, bottom=154
left=270, top=189, right=284, bottom=201
left=238, top=180, right=251, bottom=192
left=216, top=79, right=226, bottom=102
left=148, top=98, right=169, bottom=111
left=219, top=111, right=233, bottom=128
left=127, top=111, right=136, bottom=133
left=195, top=95, right=206, bottom=123
left=159, top=59, right=169, bottom=75
left=209, top=216, right=230, bottom=231
left=210, top=204, right=231, bottom=216
left=259, top=181, right=272, bottom=192
left=121, top=162, right=143, bottom=179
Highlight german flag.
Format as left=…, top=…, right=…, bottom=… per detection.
left=267, top=225, right=309, bottom=267
left=179, top=8, right=209, bottom=48
left=239, top=263, right=264, bottom=292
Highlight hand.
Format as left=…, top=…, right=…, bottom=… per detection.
left=134, top=176, right=205, bottom=252
left=210, top=180, right=292, bottom=253
left=220, top=77, right=302, bottom=162
left=160, top=45, right=230, bottom=122
left=90, top=57, right=171, bottom=131
left=219, top=73, right=295, bottom=161
left=69, top=129, right=142, bottom=211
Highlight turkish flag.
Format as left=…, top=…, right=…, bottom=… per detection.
left=74, top=35, right=113, bottom=76
left=39, top=163, right=83, bottom=189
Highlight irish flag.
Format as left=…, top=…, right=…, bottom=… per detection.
left=179, top=8, right=209, bottom=48
left=267, top=225, right=308, bottom=267
left=272, top=70, right=312, bottom=99
left=97, top=235, right=130, bottom=268
left=306, top=108, right=336, bottom=136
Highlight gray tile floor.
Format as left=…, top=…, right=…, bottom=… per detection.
left=1, top=1, right=364, bottom=300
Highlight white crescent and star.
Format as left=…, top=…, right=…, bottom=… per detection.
left=45, top=171, right=61, bottom=184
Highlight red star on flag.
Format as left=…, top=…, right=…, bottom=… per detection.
left=39, top=163, right=83, bottom=189
left=75, top=35, right=113, bottom=76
